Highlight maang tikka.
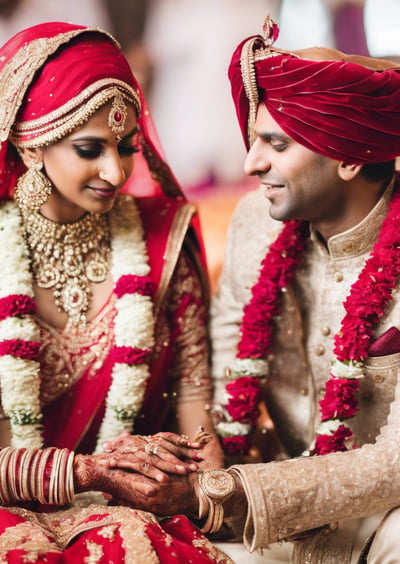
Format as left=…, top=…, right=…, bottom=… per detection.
left=14, top=160, right=52, bottom=212
left=108, top=90, right=128, bottom=138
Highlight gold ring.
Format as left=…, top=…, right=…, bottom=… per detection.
left=145, top=442, right=159, bottom=456
left=122, top=446, right=138, bottom=454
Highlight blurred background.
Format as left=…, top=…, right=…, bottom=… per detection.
left=2, top=0, right=399, bottom=292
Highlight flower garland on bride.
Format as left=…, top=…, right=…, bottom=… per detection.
left=217, top=183, right=400, bottom=456
left=0, top=195, right=156, bottom=453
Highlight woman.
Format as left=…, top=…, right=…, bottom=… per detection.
left=0, top=20, right=227, bottom=563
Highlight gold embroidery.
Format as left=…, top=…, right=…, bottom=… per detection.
left=140, top=137, right=183, bottom=199
left=165, top=253, right=212, bottom=402
left=0, top=31, right=84, bottom=144
left=12, top=82, right=140, bottom=148
left=0, top=520, right=61, bottom=558
left=97, top=524, right=117, bottom=541
left=156, top=202, right=197, bottom=313
left=0, top=505, right=236, bottom=563
left=5, top=504, right=160, bottom=562
left=240, top=37, right=260, bottom=146
left=193, top=537, right=234, bottom=563
left=84, top=540, right=103, bottom=563
left=38, top=297, right=116, bottom=404
left=0, top=28, right=124, bottom=146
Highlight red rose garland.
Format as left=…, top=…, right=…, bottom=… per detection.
left=219, top=184, right=400, bottom=456
left=217, top=220, right=309, bottom=453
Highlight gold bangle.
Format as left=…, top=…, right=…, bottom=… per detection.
left=64, top=450, right=76, bottom=505
left=0, top=448, right=13, bottom=504
left=49, top=448, right=62, bottom=505
left=201, top=499, right=225, bottom=534
left=198, top=470, right=236, bottom=535
left=200, top=495, right=215, bottom=534
left=35, top=448, right=54, bottom=503
left=198, top=488, right=209, bottom=520
left=48, top=449, right=76, bottom=506
left=19, top=448, right=36, bottom=500
left=7, top=449, right=21, bottom=501
left=29, top=449, right=41, bottom=502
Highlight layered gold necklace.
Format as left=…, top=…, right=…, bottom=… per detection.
left=21, top=209, right=111, bottom=327
left=0, top=197, right=155, bottom=450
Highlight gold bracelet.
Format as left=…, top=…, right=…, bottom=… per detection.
left=198, top=486, right=209, bottom=520
left=201, top=497, right=224, bottom=534
left=198, top=470, right=236, bottom=535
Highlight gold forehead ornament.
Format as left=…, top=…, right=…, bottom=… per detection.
left=240, top=15, right=280, bottom=146
left=108, top=90, right=128, bottom=136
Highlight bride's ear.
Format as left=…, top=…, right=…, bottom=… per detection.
left=17, top=146, right=43, bottom=168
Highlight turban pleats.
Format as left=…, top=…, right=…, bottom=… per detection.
left=229, top=36, right=400, bottom=163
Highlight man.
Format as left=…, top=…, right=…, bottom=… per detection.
left=105, top=16, right=400, bottom=563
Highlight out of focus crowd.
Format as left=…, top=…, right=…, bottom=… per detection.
left=1, top=0, right=399, bottom=289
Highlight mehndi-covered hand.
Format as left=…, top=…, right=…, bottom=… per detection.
left=73, top=451, right=160, bottom=499
left=73, top=444, right=200, bottom=513
left=101, top=431, right=204, bottom=478
left=109, top=470, right=200, bottom=518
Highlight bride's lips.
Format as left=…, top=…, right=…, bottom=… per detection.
left=88, top=186, right=117, bottom=198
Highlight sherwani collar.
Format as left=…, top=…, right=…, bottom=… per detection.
left=310, top=179, right=394, bottom=259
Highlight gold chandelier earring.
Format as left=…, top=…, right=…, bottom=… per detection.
left=14, top=161, right=52, bottom=212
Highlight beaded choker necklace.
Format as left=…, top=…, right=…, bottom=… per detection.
left=217, top=182, right=400, bottom=456
left=22, top=209, right=111, bottom=328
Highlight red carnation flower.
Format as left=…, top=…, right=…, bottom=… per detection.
left=110, top=346, right=150, bottom=364
left=314, top=425, right=352, bottom=455
left=0, top=339, right=40, bottom=360
left=226, top=376, right=262, bottom=423
left=114, top=275, right=155, bottom=298
left=0, top=295, right=36, bottom=321
left=221, top=435, right=251, bottom=455
left=319, top=377, right=360, bottom=421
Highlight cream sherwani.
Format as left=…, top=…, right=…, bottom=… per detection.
left=211, top=184, right=400, bottom=563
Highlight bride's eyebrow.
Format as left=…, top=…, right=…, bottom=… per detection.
left=119, top=126, right=140, bottom=141
left=69, top=126, right=140, bottom=144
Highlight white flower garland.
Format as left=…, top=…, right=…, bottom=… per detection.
left=230, top=357, right=269, bottom=378
left=330, top=359, right=364, bottom=380
left=95, top=197, right=154, bottom=451
left=0, top=197, right=155, bottom=452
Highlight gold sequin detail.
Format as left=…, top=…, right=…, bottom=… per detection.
left=11, top=82, right=140, bottom=148
left=0, top=29, right=122, bottom=146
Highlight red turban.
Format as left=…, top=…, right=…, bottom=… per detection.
left=229, top=19, right=400, bottom=164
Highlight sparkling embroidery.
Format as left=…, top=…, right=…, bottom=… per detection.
left=97, top=524, right=117, bottom=541
left=0, top=29, right=125, bottom=146
left=84, top=540, right=103, bottom=563
left=38, top=297, right=116, bottom=404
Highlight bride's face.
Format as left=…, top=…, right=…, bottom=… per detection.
left=22, top=100, right=139, bottom=223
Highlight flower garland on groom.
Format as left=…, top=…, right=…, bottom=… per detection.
left=215, top=16, right=400, bottom=458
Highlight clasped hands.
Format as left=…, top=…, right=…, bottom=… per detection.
left=73, top=430, right=212, bottom=517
